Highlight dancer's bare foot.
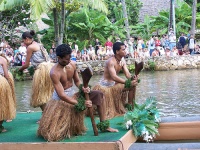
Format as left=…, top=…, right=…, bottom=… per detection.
left=106, top=127, right=119, bottom=132
left=2, top=129, right=7, bottom=133
left=6, top=120, right=12, bottom=122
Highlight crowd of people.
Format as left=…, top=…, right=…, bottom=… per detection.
left=0, top=30, right=199, bottom=69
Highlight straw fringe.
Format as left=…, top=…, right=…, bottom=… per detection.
left=93, top=83, right=128, bottom=119
left=38, top=100, right=86, bottom=142
left=0, top=73, right=16, bottom=120
left=31, top=62, right=54, bottom=107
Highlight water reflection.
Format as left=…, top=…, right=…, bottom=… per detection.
left=15, top=69, right=200, bottom=117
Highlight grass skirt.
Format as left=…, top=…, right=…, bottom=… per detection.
left=0, top=72, right=16, bottom=120
left=31, top=62, right=54, bottom=107
left=93, top=83, right=128, bottom=119
left=38, top=99, right=86, bottom=142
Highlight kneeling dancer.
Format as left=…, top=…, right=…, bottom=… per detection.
left=0, top=55, right=16, bottom=133
left=93, top=42, right=138, bottom=119
left=38, top=44, right=117, bottom=142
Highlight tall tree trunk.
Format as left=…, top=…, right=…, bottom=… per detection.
left=169, top=0, right=173, bottom=30
left=121, top=0, right=130, bottom=39
left=191, top=0, right=197, bottom=36
left=53, top=8, right=59, bottom=47
left=59, top=0, right=65, bottom=45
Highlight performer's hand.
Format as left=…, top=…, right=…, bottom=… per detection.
left=82, top=86, right=90, bottom=93
left=85, top=100, right=92, bottom=108
left=131, top=78, right=138, bottom=87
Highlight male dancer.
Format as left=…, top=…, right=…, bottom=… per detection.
left=93, top=42, right=138, bottom=119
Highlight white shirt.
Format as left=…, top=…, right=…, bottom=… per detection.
left=19, top=46, right=27, bottom=54
left=189, top=39, right=195, bottom=49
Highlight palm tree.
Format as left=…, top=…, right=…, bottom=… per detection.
left=191, top=0, right=197, bottom=36
left=0, top=0, right=108, bottom=45
left=121, top=0, right=130, bottom=39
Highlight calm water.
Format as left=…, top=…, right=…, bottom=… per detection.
left=15, top=69, right=200, bottom=117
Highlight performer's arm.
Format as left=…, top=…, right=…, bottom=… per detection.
left=122, top=63, right=132, bottom=79
left=50, top=72, right=78, bottom=105
left=107, top=61, right=126, bottom=84
left=71, top=61, right=81, bottom=88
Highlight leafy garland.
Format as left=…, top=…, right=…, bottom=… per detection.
left=124, top=79, right=132, bottom=88
left=125, top=103, right=133, bottom=111
left=123, top=97, right=161, bottom=142
left=74, top=84, right=92, bottom=112
left=97, top=120, right=110, bottom=132
left=27, top=66, right=35, bottom=76
left=10, top=68, right=24, bottom=81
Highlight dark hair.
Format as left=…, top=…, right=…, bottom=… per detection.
left=56, top=44, right=72, bottom=58
left=113, top=42, right=125, bottom=54
left=22, top=30, right=35, bottom=39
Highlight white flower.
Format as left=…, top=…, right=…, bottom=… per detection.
left=125, top=120, right=133, bottom=129
left=143, top=133, right=153, bottom=142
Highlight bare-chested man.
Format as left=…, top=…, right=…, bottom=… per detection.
left=38, top=44, right=117, bottom=142
left=93, top=42, right=138, bottom=119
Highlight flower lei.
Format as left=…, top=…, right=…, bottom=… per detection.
left=74, top=84, right=91, bottom=112
left=124, top=79, right=132, bottom=88
left=125, top=103, right=133, bottom=111
left=123, top=97, right=161, bottom=142
left=96, top=120, right=110, bottom=132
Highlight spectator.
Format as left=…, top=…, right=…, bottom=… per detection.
left=152, top=47, right=160, bottom=57
left=97, top=45, right=106, bottom=60
left=171, top=46, right=179, bottom=57
left=71, top=49, right=77, bottom=61
left=165, top=47, right=171, bottom=58
left=176, top=42, right=183, bottom=55
left=88, top=45, right=96, bottom=61
left=169, top=32, right=176, bottom=50
left=143, top=48, right=150, bottom=59
left=155, top=37, right=161, bottom=47
left=76, top=51, right=82, bottom=61
left=178, top=33, right=186, bottom=49
left=81, top=47, right=90, bottom=61
left=18, top=42, right=27, bottom=55
left=94, top=39, right=101, bottom=55
left=13, top=52, right=22, bottom=66
left=6, top=53, right=13, bottom=66
left=105, top=45, right=114, bottom=59
left=194, top=45, right=200, bottom=54
left=128, top=38, right=134, bottom=58
left=104, top=38, right=113, bottom=50
left=49, top=48, right=57, bottom=63
left=148, top=36, right=155, bottom=56
left=188, top=35, right=195, bottom=55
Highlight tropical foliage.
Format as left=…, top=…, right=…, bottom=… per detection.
left=0, top=4, right=32, bottom=47
left=131, top=0, right=200, bottom=39
left=105, top=0, right=142, bottom=25
left=123, top=97, right=161, bottom=142
left=67, top=9, right=125, bottom=49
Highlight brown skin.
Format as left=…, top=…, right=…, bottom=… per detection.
left=0, top=56, right=9, bottom=132
left=103, top=45, right=138, bottom=105
left=19, top=38, right=45, bottom=111
left=50, top=54, right=92, bottom=107
left=19, top=38, right=40, bottom=71
left=65, top=61, right=118, bottom=132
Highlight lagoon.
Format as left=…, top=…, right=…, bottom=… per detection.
left=15, top=69, right=200, bottom=117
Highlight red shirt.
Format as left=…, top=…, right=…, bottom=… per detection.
left=105, top=41, right=113, bottom=47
